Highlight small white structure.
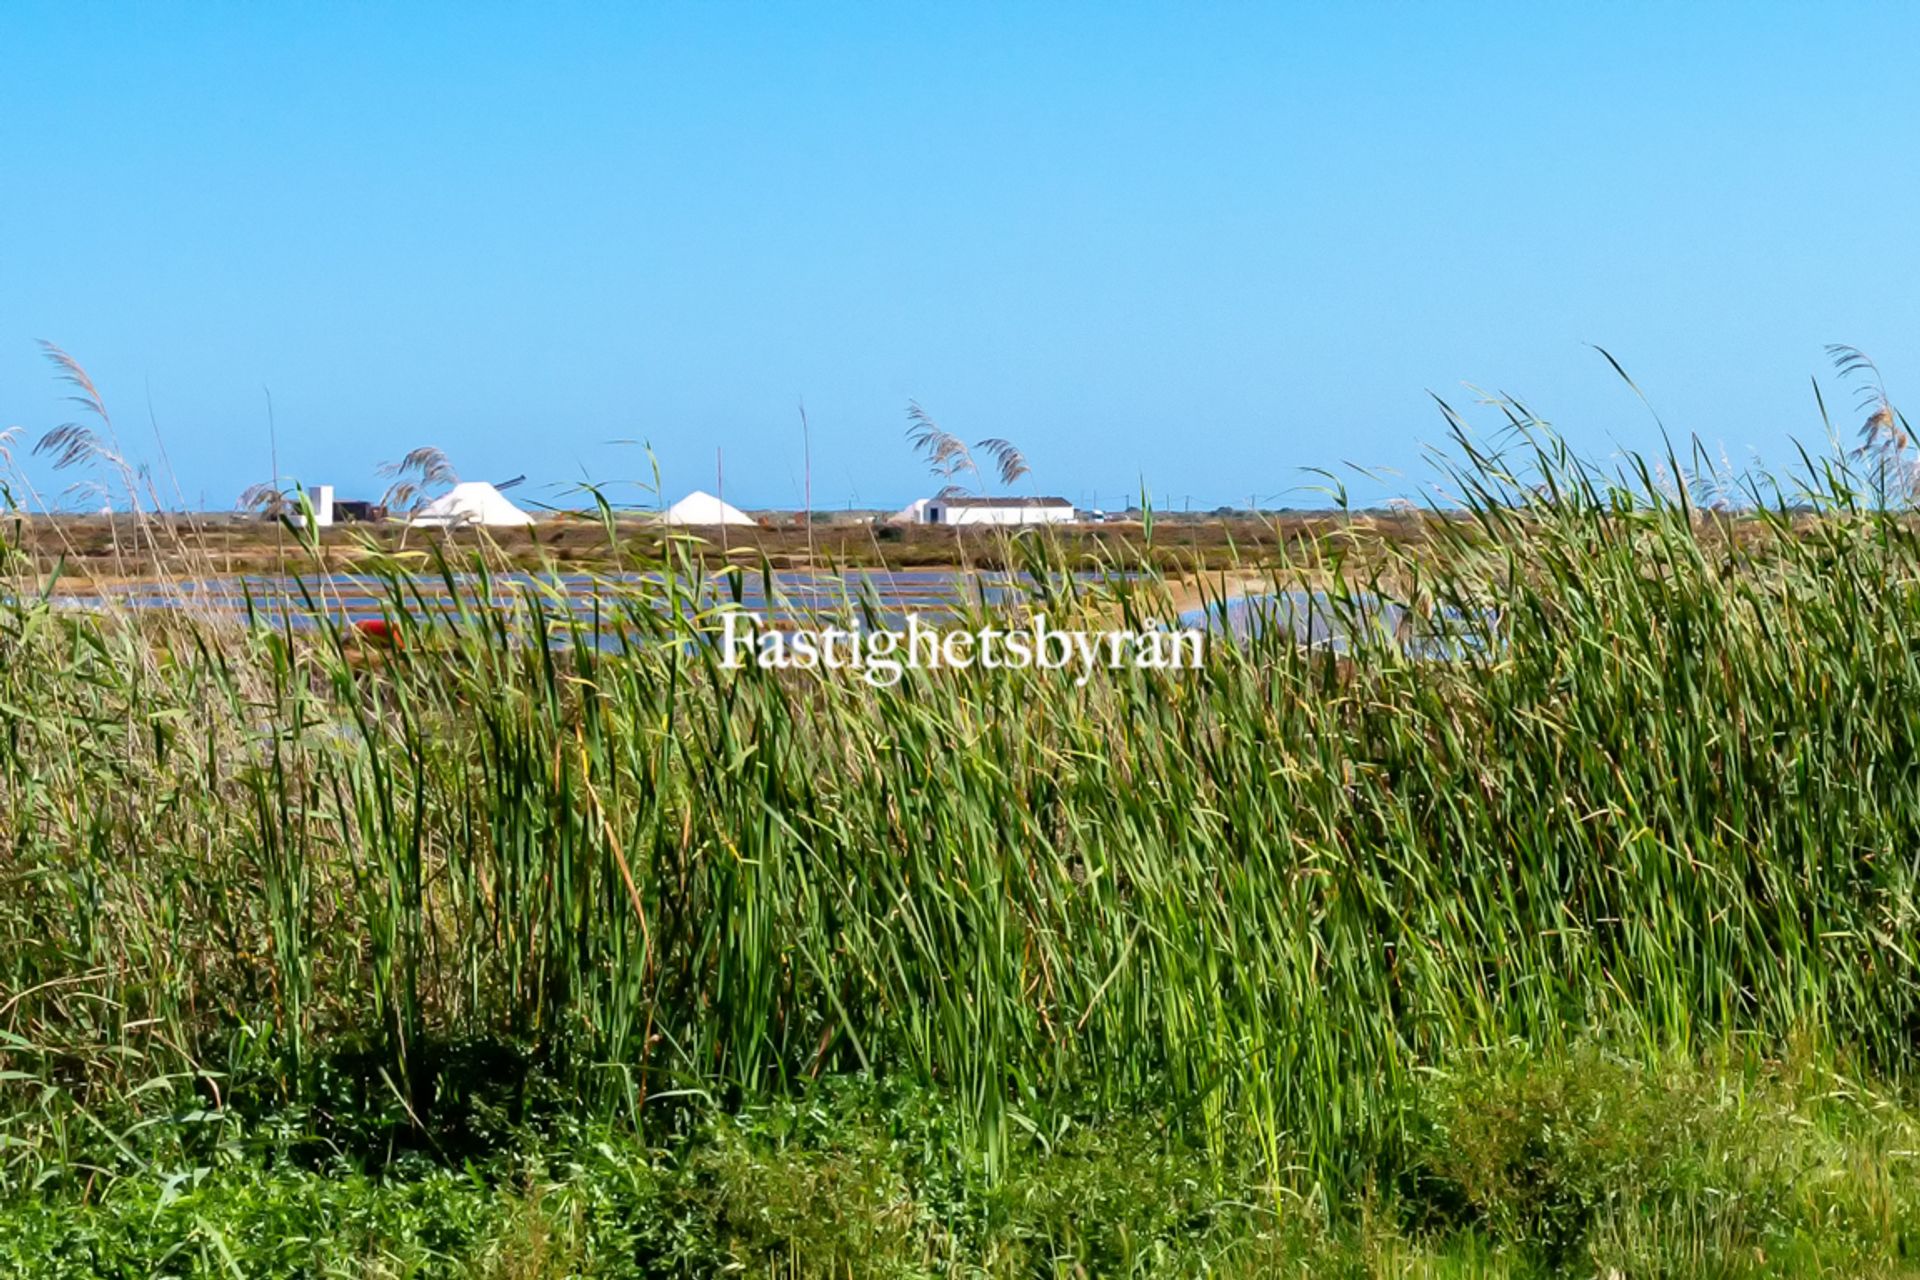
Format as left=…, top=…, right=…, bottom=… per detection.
left=924, top=496, right=1075, bottom=526
left=664, top=490, right=756, bottom=527
left=292, top=484, right=335, bottom=528
left=887, top=497, right=932, bottom=525
left=410, top=481, right=536, bottom=528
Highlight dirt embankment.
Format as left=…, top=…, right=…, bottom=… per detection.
left=7, top=512, right=1442, bottom=591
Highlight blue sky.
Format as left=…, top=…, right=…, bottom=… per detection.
left=4, top=3, right=1918, bottom=511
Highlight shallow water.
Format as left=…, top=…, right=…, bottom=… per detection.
left=42, top=570, right=1059, bottom=635
left=46, top=573, right=1498, bottom=659
left=1181, top=591, right=1500, bottom=659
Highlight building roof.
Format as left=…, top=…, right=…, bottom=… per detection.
left=928, top=496, right=1073, bottom=508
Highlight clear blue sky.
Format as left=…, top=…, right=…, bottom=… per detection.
left=4, top=3, right=1918, bottom=512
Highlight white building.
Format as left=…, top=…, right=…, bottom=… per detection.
left=923, top=496, right=1075, bottom=526
left=293, top=484, right=335, bottom=528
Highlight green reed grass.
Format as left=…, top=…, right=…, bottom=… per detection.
left=4, top=423, right=1920, bottom=1209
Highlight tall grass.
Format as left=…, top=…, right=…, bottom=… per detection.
left=4, top=412, right=1920, bottom=1214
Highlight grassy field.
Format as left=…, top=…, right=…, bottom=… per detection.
left=7, top=427, right=1920, bottom=1275
left=7, top=506, right=1432, bottom=582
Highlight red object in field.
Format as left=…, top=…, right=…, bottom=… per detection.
left=350, top=617, right=401, bottom=648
